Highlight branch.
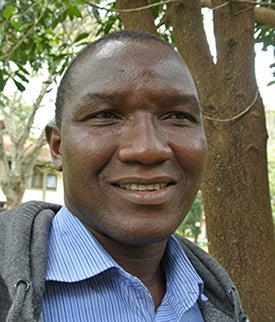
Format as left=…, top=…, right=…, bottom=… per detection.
left=254, top=6, right=275, bottom=26
left=18, top=74, right=53, bottom=148
left=85, top=0, right=275, bottom=12
left=85, top=0, right=275, bottom=27
left=0, top=129, right=11, bottom=184
left=0, top=0, right=48, bottom=62
left=201, top=0, right=275, bottom=27
left=232, top=0, right=275, bottom=7
left=1, top=92, right=23, bottom=142
left=83, top=0, right=178, bottom=13
left=15, top=0, right=43, bottom=19
left=116, top=0, right=157, bottom=34
left=22, top=129, right=46, bottom=164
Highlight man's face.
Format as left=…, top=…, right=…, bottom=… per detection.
left=49, top=39, right=207, bottom=245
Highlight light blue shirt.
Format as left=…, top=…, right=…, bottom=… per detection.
left=42, top=206, right=207, bottom=321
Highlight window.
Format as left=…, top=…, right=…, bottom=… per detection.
left=31, top=172, right=43, bottom=188
left=31, top=172, right=57, bottom=190
left=46, top=174, right=57, bottom=189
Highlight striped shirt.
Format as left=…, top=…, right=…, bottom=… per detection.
left=42, top=206, right=207, bottom=321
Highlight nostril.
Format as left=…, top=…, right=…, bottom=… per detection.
left=118, top=141, right=173, bottom=164
left=118, top=115, right=172, bottom=164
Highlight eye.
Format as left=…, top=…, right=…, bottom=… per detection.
left=92, top=111, right=117, bottom=119
left=161, top=111, right=197, bottom=123
left=170, top=112, right=193, bottom=120
left=80, top=109, right=121, bottom=123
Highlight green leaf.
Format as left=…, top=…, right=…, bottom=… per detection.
left=229, top=2, right=236, bottom=12
left=0, top=71, right=7, bottom=92
left=13, top=79, right=25, bottom=92
left=18, top=65, right=30, bottom=76
left=92, top=7, right=101, bottom=21
left=67, top=5, right=82, bottom=18
left=3, top=5, right=15, bottom=20
left=16, top=72, right=29, bottom=83
left=10, top=19, right=22, bottom=30
left=103, top=19, right=115, bottom=35
left=74, top=32, right=89, bottom=43
left=45, top=28, right=55, bottom=36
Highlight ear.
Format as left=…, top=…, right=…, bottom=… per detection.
left=45, top=122, right=63, bottom=171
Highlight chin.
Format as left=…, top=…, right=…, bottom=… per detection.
left=111, top=226, right=176, bottom=246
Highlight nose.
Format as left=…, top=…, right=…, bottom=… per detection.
left=118, top=113, right=173, bottom=165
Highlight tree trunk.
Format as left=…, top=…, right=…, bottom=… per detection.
left=210, top=2, right=275, bottom=320
left=116, top=0, right=157, bottom=34
left=167, top=1, right=275, bottom=320
left=2, top=176, right=25, bottom=209
left=201, top=0, right=275, bottom=27
left=115, top=0, right=275, bottom=320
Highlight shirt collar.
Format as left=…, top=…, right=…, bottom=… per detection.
left=46, top=206, right=118, bottom=282
left=46, top=206, right=206, bottom=304
left=162, top=235, right=207, bottom=303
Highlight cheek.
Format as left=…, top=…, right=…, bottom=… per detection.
left=61, top=128, right=118, bottom=176
left=173, top=134, right=207, bottom=176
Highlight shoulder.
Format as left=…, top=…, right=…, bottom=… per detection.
left=0, top=200, right=61, bottom=221
left=174, top=234, right=248, bottom=321
left=174, top=233, right=232, bottom=284
left=0, top=201, right=61, bottom=239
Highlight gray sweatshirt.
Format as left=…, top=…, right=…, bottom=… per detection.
left=0, top=201, right=249, bottom=322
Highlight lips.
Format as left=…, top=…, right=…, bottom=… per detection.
left=108, top=175, right=177, bottom=206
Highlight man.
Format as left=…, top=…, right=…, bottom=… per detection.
left=0, top=30, right=248, bottom=321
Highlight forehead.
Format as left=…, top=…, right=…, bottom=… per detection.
left=66, top=39, right=198, bottom=105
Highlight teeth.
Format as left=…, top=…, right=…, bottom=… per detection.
left=119, top=183, right=167, bottom=191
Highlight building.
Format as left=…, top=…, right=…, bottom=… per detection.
left=0, top=128, right=64, bottom=208
left=21, top=143, right=64, bottom=205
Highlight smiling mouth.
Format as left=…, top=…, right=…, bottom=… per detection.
left=118, top=183, right=169, bottom=191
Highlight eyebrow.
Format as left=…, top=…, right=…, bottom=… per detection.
left=155, top=93, right=201, bottom=115
left=75, top=91, right=200, bottom=116
left=80, top=91, right=199, bottom=104
left=161, top=93, right=199, bottom=106
left=82, top=92, right=115, bottom=103
left=74, top=93, right=115, bottom=114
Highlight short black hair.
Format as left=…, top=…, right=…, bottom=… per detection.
left=55, top=30, right=176, bottom=127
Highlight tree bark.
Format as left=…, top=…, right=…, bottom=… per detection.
left=2, top=176, right=25, bottom=209
left=0, top=76, right=51, bottom=208
left=201, top=0, right=275, bottom=28
left=167, top=1, right=275, bottom=320
left=116, top=0, right=275, bottom=320
left=254, top=6, right=275, bottom=27
left=116, top=0, right=157, bottom=34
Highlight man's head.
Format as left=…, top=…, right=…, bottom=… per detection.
left=46, top=30, right=207, bottom=246
left=55, top=30, right=175, bottom=127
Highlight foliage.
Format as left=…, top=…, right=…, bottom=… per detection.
left=254, top=0, right=275, bottom=85
left=0, top=0, right=97, bottom=208
left=177, top=192, right=204, bottom=243
left=1, top=0, right=274, bottom=93
left=0, top=0, right=93, bottom=93
left=1, top=0, right=274, bottom=318
left=88, top=0, right=275, bottom=79
left=90, top=0, right=176, bottom=43
left=0, top=74, right=53, bottom=208
left=91, top=1, right=122, bottom=35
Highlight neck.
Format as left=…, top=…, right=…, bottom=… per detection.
left=91, top=230, right=168, bottom=308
